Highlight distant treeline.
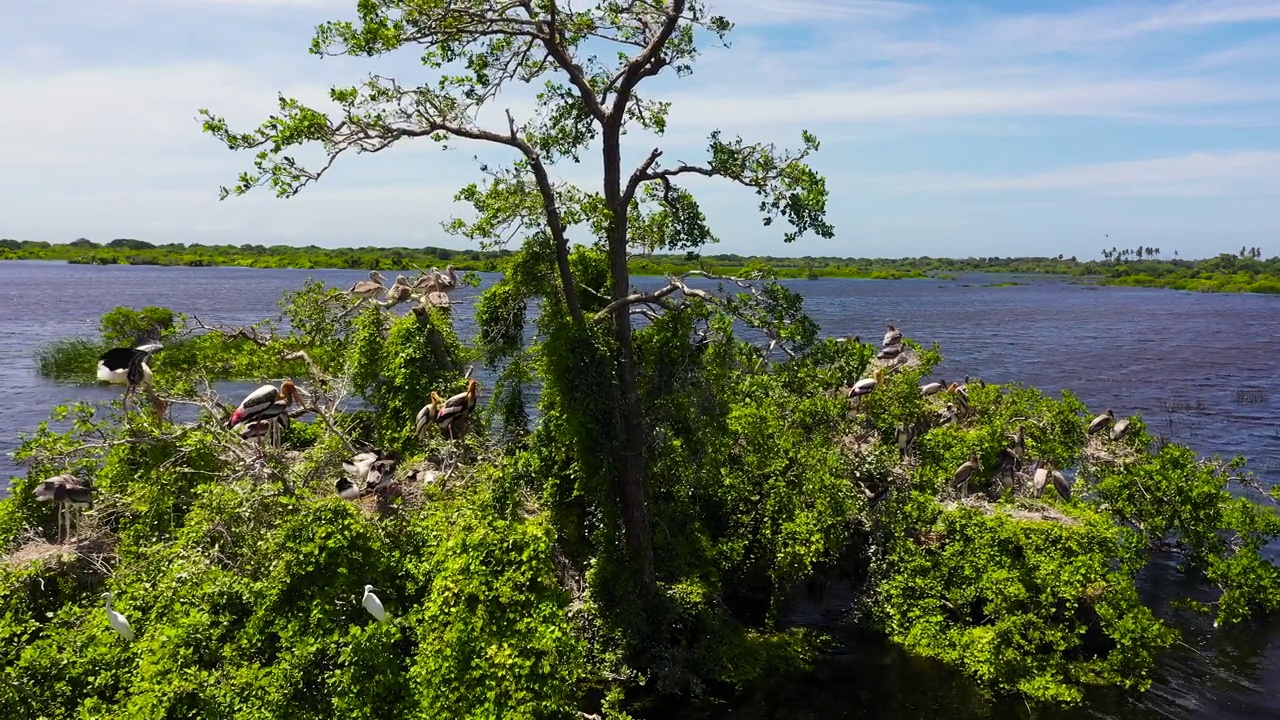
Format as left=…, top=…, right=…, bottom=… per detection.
left=2, top=238, right=1277, bottom=293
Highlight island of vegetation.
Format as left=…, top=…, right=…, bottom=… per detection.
left=6, top=239, right=1277, bottom=294
left=3, top=2, right=1278, bottom=718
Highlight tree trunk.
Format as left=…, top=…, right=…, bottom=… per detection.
left=602, top=126, right=655, bottom=588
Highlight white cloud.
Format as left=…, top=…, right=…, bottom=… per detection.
left=730, top=0, right=925, bottom=24
left=665, top=76, right=1280, bottom=129
left=857, top=151, right=1280, bottom=198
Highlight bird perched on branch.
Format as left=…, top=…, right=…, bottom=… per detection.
left=433, top=378, right=479, bottom=440
left=32, top=474, right=93, bottom=543
left=97, top=342, right=163, bottom=411
left=346, top=270, right=388, bottom=301
left=378, top=276, right=413, bottom=308
left=228, top=380, right=305, bottom=446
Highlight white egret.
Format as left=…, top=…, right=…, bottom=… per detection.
left=362, top=584, right=387, bottom=622
left=101, top=591, right=134, bottom=640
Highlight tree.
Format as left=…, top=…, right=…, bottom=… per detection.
left=199, top=0, right=833, bottom=588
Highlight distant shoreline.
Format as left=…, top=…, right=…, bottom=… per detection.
left=2, top=239, right=1277, bottom=294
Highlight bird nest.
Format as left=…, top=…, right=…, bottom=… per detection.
left=1, top=529, right=118, bottom=581
left=1082, top=436, right=1143, bottom=467
left=938, top=497, right=1080, bottom=526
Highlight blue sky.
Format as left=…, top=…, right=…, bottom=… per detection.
left=1, top=0, right=1278, bottom=259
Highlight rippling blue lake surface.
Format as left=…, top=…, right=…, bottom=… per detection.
left=1, top=259, right=1277, bottom=719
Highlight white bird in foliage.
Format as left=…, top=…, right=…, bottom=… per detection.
left=346, top=270, right=388, bottom=301
left=920, top=379, right=945, bottom=397
left=848, top=368, right=884, bottom=399
left=1087, top=409, right=1114, bottom=435
left=362, top=584, right=387, bottom=621
left=32, top=474, right=93, bottom=543
left=1031, top=460, right=1050, bottom=498
left=101, top=591, right=134, bottom=640
left=1109, top=416, right=1131, bottom=441
left=97, top=342, right=163, bottom=411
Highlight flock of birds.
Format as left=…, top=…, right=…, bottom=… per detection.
left=33, top=267, right=478, bottom=638
left=37, top=293, right=1139, bottom=640
left=841, top=323, right=1135, bottom=502
left=346, top=265, right=460, bottom=311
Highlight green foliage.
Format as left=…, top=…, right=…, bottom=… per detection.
left=99, top=306, right=181, bottom=347
left=873, top=504, right=1175, bottom=703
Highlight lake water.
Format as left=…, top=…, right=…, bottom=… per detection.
left=1, top=259, right=1278, bottom=719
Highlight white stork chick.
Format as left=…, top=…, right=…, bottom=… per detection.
left=346, top=270, right=388, bottom=301
left=1087, top=409, right=1115, bottom=435
left=362, top=584, right=387, bottom=621
left=1109, top=417, right=1131, bottom=441
left=32, top=474, right=93, bottom=543
left=97, top=342, right=163, bottom=411
left=342, top=452, right=379, bottom=484
left=101, top=591, right=134, bottom=640
left=882, top=323, right=902, bottom=348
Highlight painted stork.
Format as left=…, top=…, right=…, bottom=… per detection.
left=947, top=382, right=970, bottom=414
left=1087, top=409, right=1114, bottom=435
left=362, top=584, right=388, bottom=621
left=228, top=380, right=304, bottom=445
left=1109, top=416, right=1131, bottom=441
left=97, top=342, right=162, bottom=411
left=434, top=378, right=479, bottom=440
left=920, top=379, right=946, bottom=396
left=415, top=392, right=444, bottom=439
left=32, top=474, right=93, bottom=543
left=346, top=271, right=388, bottom=301
left=952, top=452, right=980, bottom=496
left=848, top=368, right=884, bottom=399
left=882, top=323, right=902, bottom=348
left=101, top=591, right=134, bottom=640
